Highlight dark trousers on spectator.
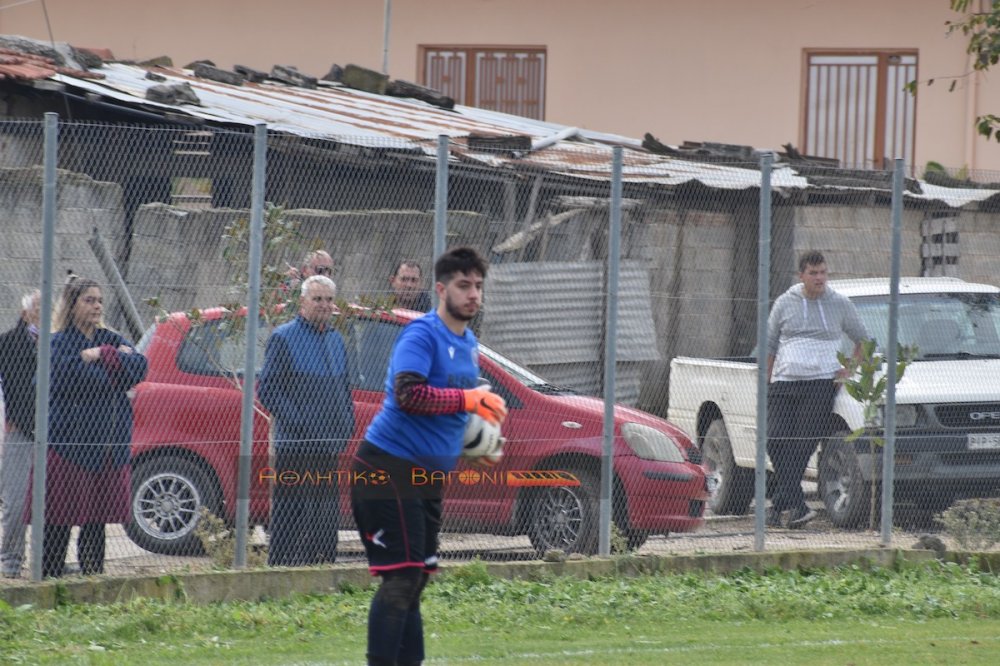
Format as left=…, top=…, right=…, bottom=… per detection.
left=767, top=379, right=838, bottom=513
left=42, top=523, right=105, bottom=578
left=268, top=449, right=340, bottom=567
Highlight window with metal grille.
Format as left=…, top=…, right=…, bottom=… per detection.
left=803, top=50, right=917, bottom=170
left=921, top=211, right=960, bottom=277
left=420, top=46, right=546, bottom=120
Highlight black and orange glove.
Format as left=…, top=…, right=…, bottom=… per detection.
left=462, top=385, right=508, bottom=425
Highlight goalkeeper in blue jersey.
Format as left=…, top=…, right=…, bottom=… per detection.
left=351, top=246, right=508, bottom=666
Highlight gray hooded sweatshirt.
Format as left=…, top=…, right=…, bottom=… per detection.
left=767, top=283, right=867, bottom=382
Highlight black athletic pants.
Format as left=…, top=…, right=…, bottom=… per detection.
left=42, top=523, right=105, bottom=578
left=766, top=379, right=837, bottom=513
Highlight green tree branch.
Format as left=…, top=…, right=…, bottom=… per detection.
left=836, top=338, right=918, bottom=528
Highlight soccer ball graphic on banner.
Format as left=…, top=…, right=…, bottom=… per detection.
left=462, top=413, right=503, bottom=462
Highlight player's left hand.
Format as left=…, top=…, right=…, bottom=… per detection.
left=463, top=385, right=508, bottom=425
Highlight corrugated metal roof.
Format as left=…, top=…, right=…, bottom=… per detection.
left=0, top=48, right=986, bottom=207
left=45, top=63, right=820, bottom=192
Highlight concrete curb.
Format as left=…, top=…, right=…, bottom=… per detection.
left=0, top=547, right=961, bottom=609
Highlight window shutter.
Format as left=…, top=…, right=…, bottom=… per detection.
left=421, top=46, right=546, bottom=120
left=423, top=48, right=467, bottom=103
left=803, top=51, right=917, bottom=170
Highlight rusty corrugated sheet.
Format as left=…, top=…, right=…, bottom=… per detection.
left=42, top=62, right=810, bottom=193
left=3, top=54, right=988, bottom=206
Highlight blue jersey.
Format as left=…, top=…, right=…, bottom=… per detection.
left=364, top=311, right=479, bottom=472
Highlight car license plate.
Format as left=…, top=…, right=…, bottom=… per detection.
left=968, top=433, right=1000, bottom=450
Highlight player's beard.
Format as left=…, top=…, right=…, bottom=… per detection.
left=444, top=292, right=478, bottom=322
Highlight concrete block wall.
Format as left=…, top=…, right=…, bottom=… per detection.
left=0, top=167, right=124, bottom=330
left=127, top=206, right=493, bottom=318
left=288, top=209, right=430, bottom=304
left=776, top=204, right=1000, bottom=315
left=0, top=130, right=43, bottom=169
left=788, top=205, right=924, bottom=279
left=673, top=210, right=737, bottom=358
left=125, top=204, right=238, bottom=318
left=639, top=206, right=736, bottom=416
left=128, top=204, right=446, bottom=311
left=954, top=212, right=1000, bottom=287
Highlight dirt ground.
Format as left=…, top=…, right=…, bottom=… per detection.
left=0, top=500, right=970, bottom=585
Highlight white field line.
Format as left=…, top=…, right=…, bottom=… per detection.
left=415, top=634, right=1000, bottom=663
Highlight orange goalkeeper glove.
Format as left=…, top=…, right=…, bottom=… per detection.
left=463, top=385, right=508, bottom=425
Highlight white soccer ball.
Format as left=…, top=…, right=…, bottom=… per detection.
left=462, top=413, right=503, bottom=460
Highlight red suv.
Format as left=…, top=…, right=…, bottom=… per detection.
left=127, top=307, right=707, bottom=556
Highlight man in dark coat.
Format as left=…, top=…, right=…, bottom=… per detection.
left=389, top=260, right=432, bottom=312
left=0, top=290, right=39, bottom=578
left=258, top=274, right=355, bottom=566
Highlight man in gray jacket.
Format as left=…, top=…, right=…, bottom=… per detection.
left=766, top=251, right=867, bottom=528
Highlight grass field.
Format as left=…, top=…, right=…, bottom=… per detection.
left=2, top=559, right=1000, bottom=664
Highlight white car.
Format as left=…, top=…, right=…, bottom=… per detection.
left=668, top=277, right=1000, bottom=527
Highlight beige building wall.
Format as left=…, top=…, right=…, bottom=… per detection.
left=3, top=0, right=998, bottom=174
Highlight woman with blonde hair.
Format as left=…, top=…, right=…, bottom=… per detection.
left=42, top=276, right=147, bottom=577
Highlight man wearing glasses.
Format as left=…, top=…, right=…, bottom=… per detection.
left=302, top=250, right=335, bottom=278
left=285, top=250, right=335, bottom=292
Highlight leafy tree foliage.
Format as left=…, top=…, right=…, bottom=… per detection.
left=913, top=1, right=1000, bottom=141
left=837, top=339, right=917, bottom=528
left=143, top=203, right=391, bottom=402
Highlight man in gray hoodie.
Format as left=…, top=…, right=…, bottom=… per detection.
left=766, top=250, right=867, bottom=528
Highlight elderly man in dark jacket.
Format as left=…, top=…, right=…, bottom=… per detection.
left=258, top=274, right=355, bottom=566
left=0, top=290, right=39, bottom=578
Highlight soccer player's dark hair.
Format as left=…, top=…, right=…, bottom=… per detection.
left=434, top=245, right=488, bottom=284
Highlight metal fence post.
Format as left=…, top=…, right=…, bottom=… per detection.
left=30, top=113, right=58, bottom=582
left=881, top=158, right=904, bottom=545
left=599, top=146, right=623, bottom=556
left=754, top=152, right=773, bottom=552
left=234, top=123, right=267, bottom=568
left=434, top=135, right=449, bottom=308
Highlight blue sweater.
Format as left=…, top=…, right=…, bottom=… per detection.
left=257, top=315, right=355, bottom=452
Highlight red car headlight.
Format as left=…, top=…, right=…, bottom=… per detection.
left=621, top=422, right=686, bottom=463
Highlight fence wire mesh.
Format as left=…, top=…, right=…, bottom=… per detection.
left=1, top=119, right=1000, bottom=582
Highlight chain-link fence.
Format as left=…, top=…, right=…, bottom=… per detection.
left=2, top=117, right=1000, bottom=582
